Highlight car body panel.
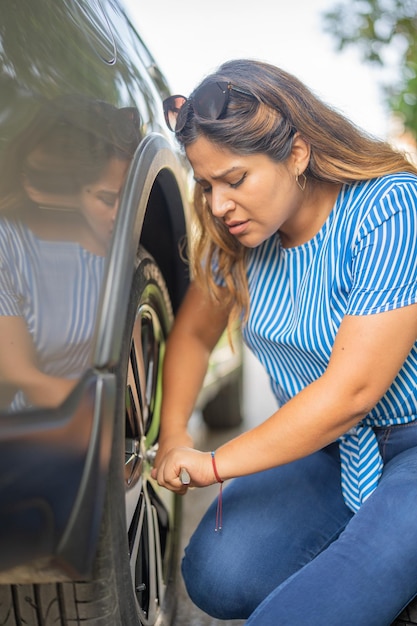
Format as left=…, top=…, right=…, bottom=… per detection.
left=0, top=0, right=189, bottom=582
left=93, top=132, right=189, bottom=368
left=0, top=0, right=241, bottom=591
left=0, top=371, right=115, bottom=581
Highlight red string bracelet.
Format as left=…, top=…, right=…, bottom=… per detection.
left=211, top=450, right=224, bottom=532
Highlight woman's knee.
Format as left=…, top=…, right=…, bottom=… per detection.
left=180, top=487, right=275, bottom=619
left=181, top=537, right=256, bottom=619
left=180, top=456, right=350, bottom=618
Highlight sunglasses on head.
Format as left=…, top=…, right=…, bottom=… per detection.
left=163, top=81, right=254, bottom=133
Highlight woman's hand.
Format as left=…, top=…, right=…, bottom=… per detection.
left=152, top=446, right=216, bottom=493
left=154, top=429, right=194, bottom=469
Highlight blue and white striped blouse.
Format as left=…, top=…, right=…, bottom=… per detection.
left=0, top=218, right=105, bottom=411
left=242, top=172, right=417, bottom=512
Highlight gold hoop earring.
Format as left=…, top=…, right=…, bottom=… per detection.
left=295, top=170, right=307, bottom=191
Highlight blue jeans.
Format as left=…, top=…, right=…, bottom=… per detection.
left=181, top=422, right=417, bottom=625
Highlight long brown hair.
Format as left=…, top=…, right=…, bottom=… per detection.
left=175, top=58, right=417, bottom=325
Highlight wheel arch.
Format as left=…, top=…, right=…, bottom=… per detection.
left=140, top=163, right=190, bottom=315
left=92, top=133, right=190, bottom=370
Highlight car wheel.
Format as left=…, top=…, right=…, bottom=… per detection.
left=100, top=245, right=180, bottom=626
left=392, top=597, right=417, bottom=625
left=0, top=247, right=180, bottom=626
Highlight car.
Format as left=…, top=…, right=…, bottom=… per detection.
left=0, top=2, right=242, bottom=625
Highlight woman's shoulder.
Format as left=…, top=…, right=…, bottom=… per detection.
left=337, top=173, right=416, bottom=247
left=341, top=172, right=417, bottom=217
left=0, top=216, right=30, bottom=244
left=346, top=171, right=417, bottom=198
left=370, top=171, right=417, bottom=194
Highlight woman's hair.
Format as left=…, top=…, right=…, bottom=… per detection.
left=175, top=58, right=417, bottom=327
left=0, top=94, right=141, bottom=215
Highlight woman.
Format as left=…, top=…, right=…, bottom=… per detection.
left=155, top=59, right=417, bottom=625
left=0, top=96, right=140, bottom=410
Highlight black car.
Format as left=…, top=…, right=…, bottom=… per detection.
left=0, top=2, right=242, bottom=624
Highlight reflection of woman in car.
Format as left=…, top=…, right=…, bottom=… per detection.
left=0, top=96, right=140, bottom=410
left=155, top=60, right=417, bottom=625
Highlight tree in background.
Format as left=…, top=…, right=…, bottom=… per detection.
left=323, top=0, right=417, bottom=139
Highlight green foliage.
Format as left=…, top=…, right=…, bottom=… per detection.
left=323, top=0, right=417, bottom=137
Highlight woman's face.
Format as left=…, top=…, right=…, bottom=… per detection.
left=186, top=136, right=306, bottom=249
left=79, top=157, right=129, bottom=254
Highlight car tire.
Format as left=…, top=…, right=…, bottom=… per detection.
left=392, top=597, right=417, bottom=625
left=0, top=247, right=180, bottom=626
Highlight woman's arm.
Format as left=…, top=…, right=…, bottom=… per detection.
left=154, top=302, right=417, bottom=489
left=0, top=316, right=77, bottom=408
left=155, top=281, right=231, bottom=463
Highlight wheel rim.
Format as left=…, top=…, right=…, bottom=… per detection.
left=124, top=283, right=175, bottom=625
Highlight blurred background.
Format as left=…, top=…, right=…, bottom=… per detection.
left=128, top=0, right=417, bottom=152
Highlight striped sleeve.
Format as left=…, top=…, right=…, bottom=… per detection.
left=0, top=226, right=23, bottom=316
left=347, top=179, right=417, bottom=315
